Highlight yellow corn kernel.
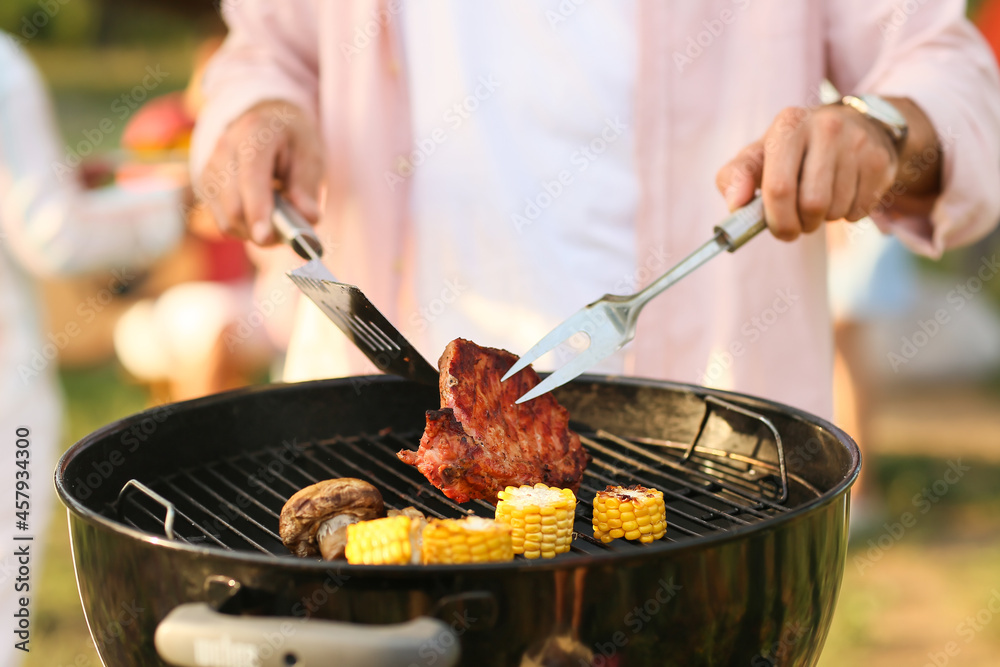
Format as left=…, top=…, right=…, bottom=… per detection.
left=345, top=515, right=421, bottom=565
left=421, top=517, right=514, bottom=564
left=592, top=485, right=667, bottom=544
left=495, top=483, right=576, bottom=559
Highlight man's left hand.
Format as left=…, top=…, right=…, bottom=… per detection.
left=716, top=103, right=906, bottom=241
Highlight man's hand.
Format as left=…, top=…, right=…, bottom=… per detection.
left=716, top=97, right=941, bottom=241
left=200, top=100, right=323, bottom=245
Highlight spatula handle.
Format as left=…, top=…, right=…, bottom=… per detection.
left=272, top=192, right=324, bottom=261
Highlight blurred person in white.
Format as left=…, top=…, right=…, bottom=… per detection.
left=0, top=33, right=183, bottom=667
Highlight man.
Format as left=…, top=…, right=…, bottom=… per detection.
left=192, top=0, right=1000, bottom=419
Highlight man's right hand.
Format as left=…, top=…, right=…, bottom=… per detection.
left=200, top=100, right=323, bottom=245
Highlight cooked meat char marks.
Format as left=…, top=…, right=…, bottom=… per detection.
left=396, top=338, right=589, bottom=503
left=398, top=408, right=495, bottom=504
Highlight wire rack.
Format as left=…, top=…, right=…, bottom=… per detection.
left=110, top=396, right=820, bottom=560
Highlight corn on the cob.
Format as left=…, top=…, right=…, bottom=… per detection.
left=421, top=516, right=514, bottom=564
left=592, top=485, right=667, bottom=544
left=495, top=483, right=576, bottom=559
left=344, top=515, right=422, bottom=565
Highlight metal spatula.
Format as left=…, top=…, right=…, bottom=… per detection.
left=503, top=197, right=766, bottom=403
left=272, top=194, right=439, bottom=386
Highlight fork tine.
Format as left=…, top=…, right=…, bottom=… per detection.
left=500, top=309, right=593, bottom=382
left=514, top=340, right=618, bottom=404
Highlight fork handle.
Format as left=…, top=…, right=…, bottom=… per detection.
left=714, top=196, right=766, bottom=251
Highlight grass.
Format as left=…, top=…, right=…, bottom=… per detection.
left=820, top=456, right=1000, bottom=666
left=822, top=544, right=1000, bottom=666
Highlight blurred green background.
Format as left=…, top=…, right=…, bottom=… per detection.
left=4, top=1, right=1000, bottom=666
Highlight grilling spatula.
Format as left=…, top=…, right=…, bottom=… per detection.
left=503, top=196, right=766, bottom=403
left=272, top=194, right=439, bottom=386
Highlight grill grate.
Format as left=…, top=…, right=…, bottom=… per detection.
left=109, top=400, right=821, bottom=561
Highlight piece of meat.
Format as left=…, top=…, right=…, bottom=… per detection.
left=397, top=338, right=589, bottom=503
left=397, top=409, right=498, bottom=504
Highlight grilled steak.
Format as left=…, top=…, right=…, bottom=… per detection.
left=397, top=338, right=589, bottom=503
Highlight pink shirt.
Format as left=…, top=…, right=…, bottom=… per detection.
left=192, top=0, right=1000, bottom=419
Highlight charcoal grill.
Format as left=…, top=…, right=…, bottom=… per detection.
left=56, top=375, right=859, bottom=666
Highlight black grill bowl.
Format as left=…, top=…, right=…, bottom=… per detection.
left=56, top=375, right=859, bottom=667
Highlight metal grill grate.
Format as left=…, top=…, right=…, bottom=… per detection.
left=109, top=397, right=821, bottom=561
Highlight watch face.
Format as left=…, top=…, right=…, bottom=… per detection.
left=859, top=94, right=907, bottom=129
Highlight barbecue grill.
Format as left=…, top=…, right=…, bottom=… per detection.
left=56, top=375, right=859, bottom=666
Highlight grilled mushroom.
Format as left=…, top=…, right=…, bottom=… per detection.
left=279, top=478, right=385, bottom=559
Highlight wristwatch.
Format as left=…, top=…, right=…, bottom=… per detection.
left=840, top=94, right=908, bottom=147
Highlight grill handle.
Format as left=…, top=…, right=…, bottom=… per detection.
left=155, top=603, right=460, bottom=667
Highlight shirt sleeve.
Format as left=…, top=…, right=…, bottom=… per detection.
left=826, top=0, right=1000, bottom=258
left=189, top=0, right=320, bottom=182
left=0, top=39, right=184, bottom=278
